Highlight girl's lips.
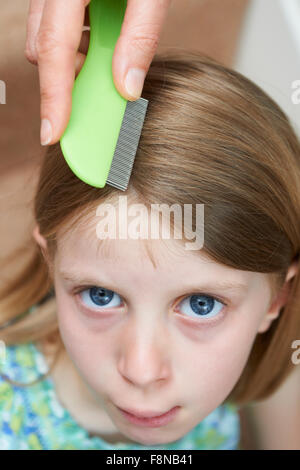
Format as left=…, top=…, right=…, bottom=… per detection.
left=118, top=406, right=173, bottom=418
left=117, top=406, right=181, bottom=427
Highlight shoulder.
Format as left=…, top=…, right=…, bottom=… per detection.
left=239, top=368, right=300, bottom=449
left=191, top=402, right=241, bottom=450
left=0, top=342, right=50, bottom=450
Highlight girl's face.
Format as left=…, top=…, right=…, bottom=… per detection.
left=50, top=212, right=276, bottom=446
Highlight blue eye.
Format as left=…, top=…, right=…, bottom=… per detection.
left=177, top=294, right=224, bottom=320
left=80, top=287, right=122, bottom=309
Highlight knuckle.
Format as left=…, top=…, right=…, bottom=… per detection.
left=39, top=80, right=70, bottom=109
left=36, top=28, right=60, bottom=58
left=130, top=30, right=159, bottom=55
left=39, top=83, right=60, bottom=106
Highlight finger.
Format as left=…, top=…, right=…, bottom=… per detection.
left=75, top=52, right=87, bottom=77
left=37, top=0, right=91, bottom=146
left=25, top=0, right=46, bottom=64
left=112, top=0, right=172, bottom=101
left=27, top=19, right=90, bottom=65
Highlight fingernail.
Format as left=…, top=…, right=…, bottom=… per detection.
left=40, top=118, right=52, bottom=146
left=125, top=68, right=145, bottom=99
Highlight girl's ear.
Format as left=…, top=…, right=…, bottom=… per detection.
left=33, top=225, right=54, bottom=279
left=258, top=258, right=299, bottom=334
left=32, top=225, right=48, bottom=252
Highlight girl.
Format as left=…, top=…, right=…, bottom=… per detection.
left=0, top=51, right=299, bottom=450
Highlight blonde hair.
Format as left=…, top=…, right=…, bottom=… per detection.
left=1, top=51, right=300, bottom=405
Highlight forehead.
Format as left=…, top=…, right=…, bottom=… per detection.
left=55, top=205, right=258, bottom=289
left=57, top=213, right=202, bottom=269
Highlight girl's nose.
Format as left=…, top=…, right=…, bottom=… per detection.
left=117, top=325, right=171, bottom=388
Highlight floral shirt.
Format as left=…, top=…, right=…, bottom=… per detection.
left=0, top=341, right=241, bottom=450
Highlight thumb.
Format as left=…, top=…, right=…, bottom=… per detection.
left=112, top=0, right=172, bottom=101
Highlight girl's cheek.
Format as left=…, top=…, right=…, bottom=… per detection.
left=54, top=292, right=89, bottom=348
left=209, top=316, right=262, bottom=392
left=55, top=292, right=117, bottom=360
left=178, top=310, right=261, bottom=392
left=59, top=287, right=121, bottom=333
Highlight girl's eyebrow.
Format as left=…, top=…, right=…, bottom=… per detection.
left=59, top=270, right=107, bottom=285
left=183, top=281, right=249, bottom=296
left=58, top=269, right=249, bottom=295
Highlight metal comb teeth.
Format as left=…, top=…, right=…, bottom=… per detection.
left=106, top=97, right=149, bottom=191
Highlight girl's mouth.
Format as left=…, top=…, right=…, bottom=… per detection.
left=117, top=406, right=181, bottom=427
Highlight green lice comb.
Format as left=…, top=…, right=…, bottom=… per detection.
left=60, top=0, right=149, bottom=190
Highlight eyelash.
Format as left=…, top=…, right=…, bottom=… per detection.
left=73, top=285, right=228, bottom=325
left=173, top=293, right=227, bottom=327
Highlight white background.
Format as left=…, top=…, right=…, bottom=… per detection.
left=235, top=0, right=300, bottom=137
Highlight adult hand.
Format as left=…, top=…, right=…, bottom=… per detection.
left=25, top=0, right=172, bottom=146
